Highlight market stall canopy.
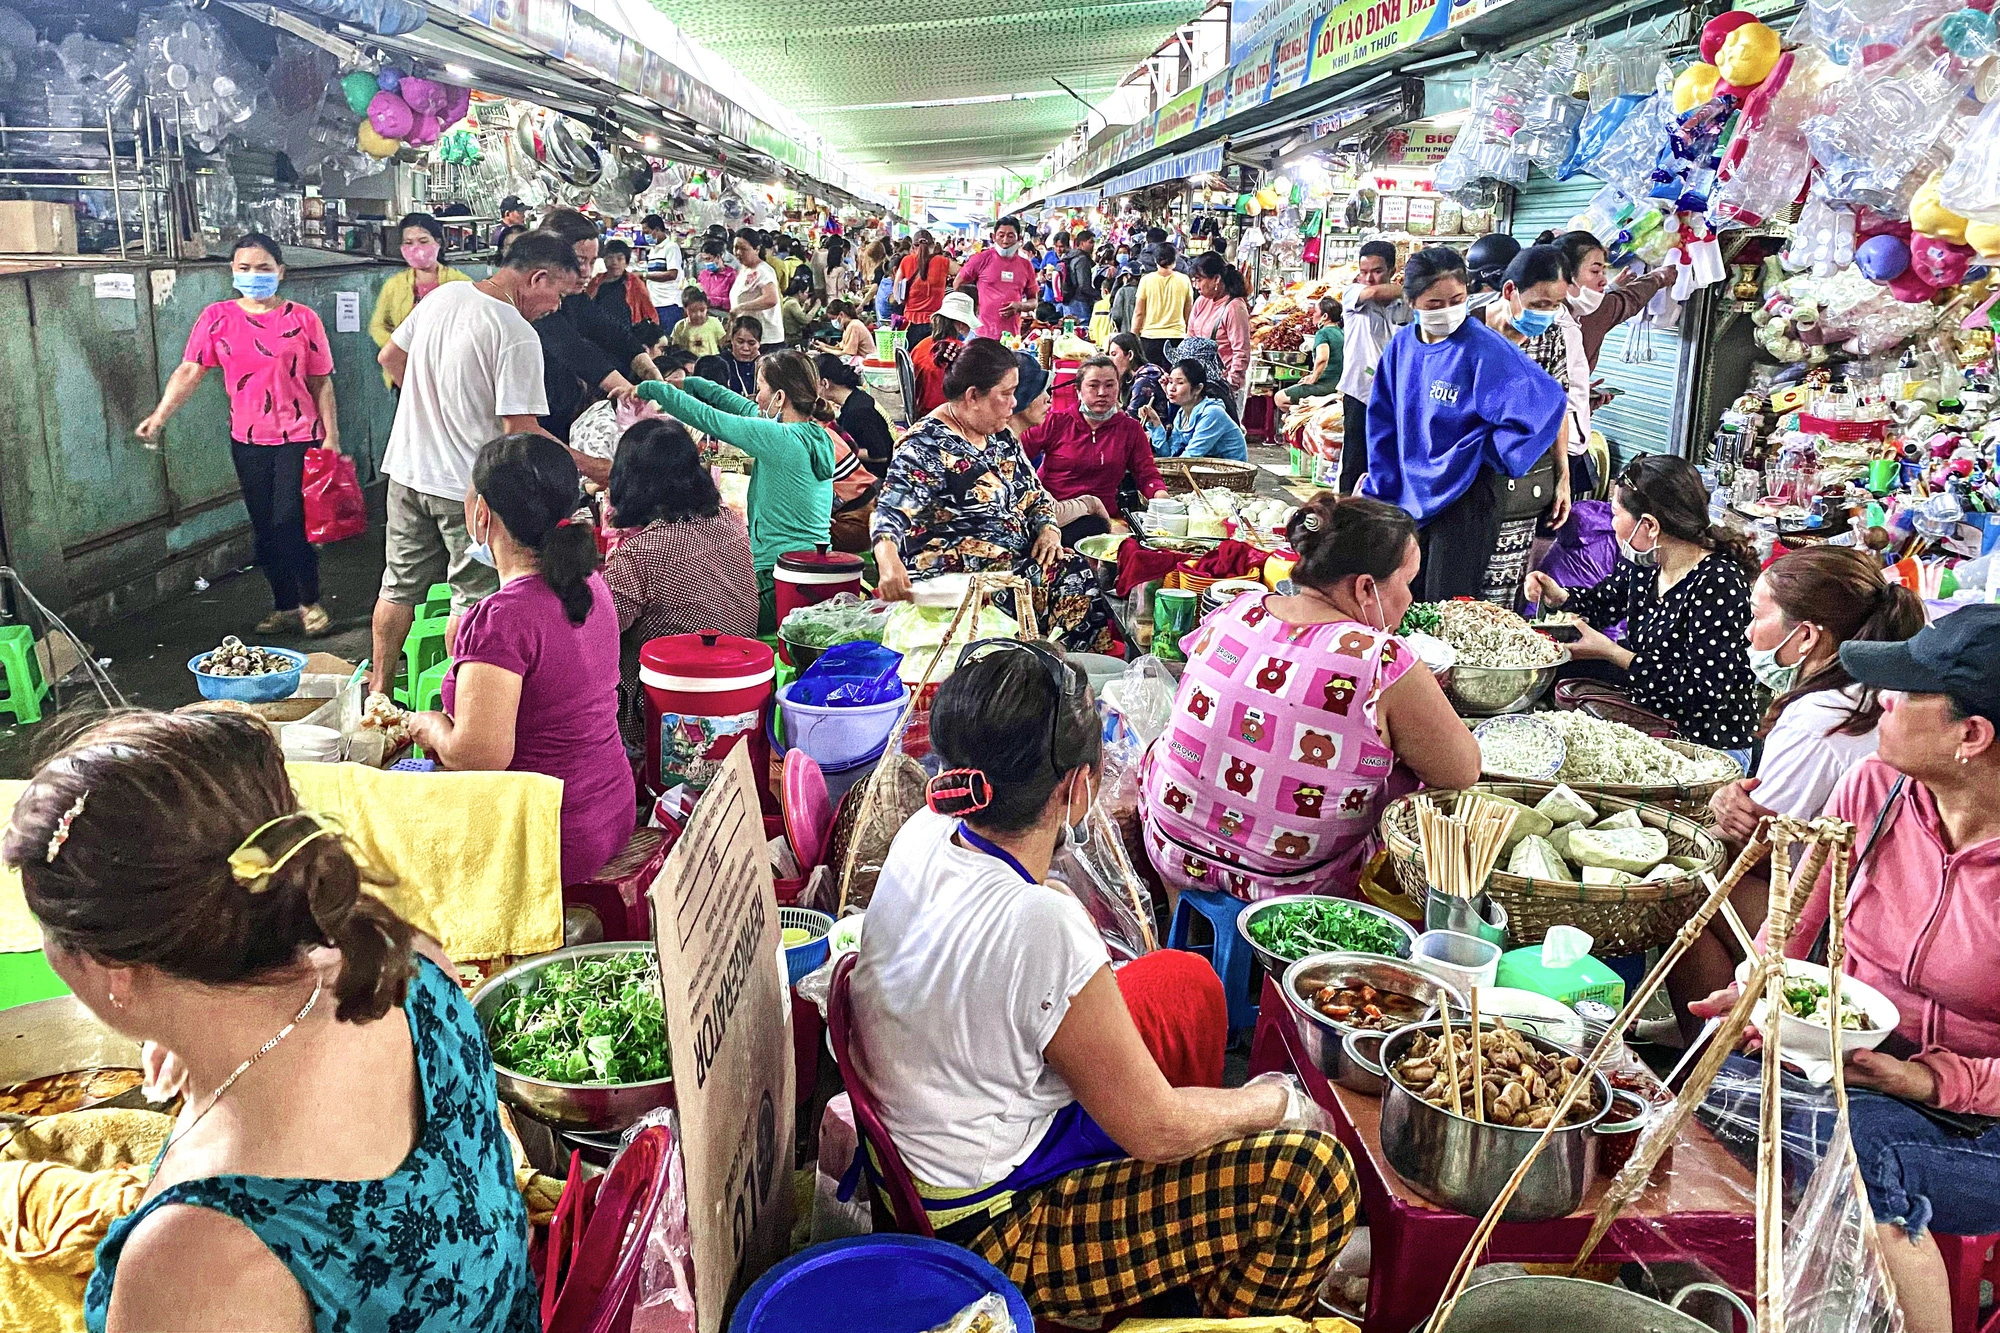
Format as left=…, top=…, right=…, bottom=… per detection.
left=657, top=0, right=1209, bottom=177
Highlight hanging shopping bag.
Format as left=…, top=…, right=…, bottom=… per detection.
left=302, top=446, right=367, bottom=545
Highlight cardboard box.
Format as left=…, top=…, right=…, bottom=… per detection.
left=0, top=202, right=76, bottom=254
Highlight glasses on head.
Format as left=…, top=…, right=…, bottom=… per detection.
left=954, top=638, right=1088, bottom=763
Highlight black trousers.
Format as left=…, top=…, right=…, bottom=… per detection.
left=904, top=319, right=931, bottom=347
left=1570, top=449, right=1598, bottom=502
left=1416, top=468, right=1500, bottom=602
left=1340, top=393, right=1370, bottom=494
left=230, top=440, right=320, bottom=611
left=1060, top=514, right=1112, bottom=548
left=1139, top=336, right=1172, bottom=368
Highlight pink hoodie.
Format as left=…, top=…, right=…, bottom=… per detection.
left=1782, top=757, right=2000, bottom=1114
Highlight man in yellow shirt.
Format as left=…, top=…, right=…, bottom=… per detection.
left=667, top=287, right=724, bottom=358
left=1132, top=242, right=1193, bottom=367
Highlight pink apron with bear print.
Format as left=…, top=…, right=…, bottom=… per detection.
left=1140, top=593, right=1414, bottom=903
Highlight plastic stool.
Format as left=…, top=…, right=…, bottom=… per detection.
left=421, top=582, right=452, bottom=620
left=394, top=617, right=449, bottom=708
left=1167, top=887, right=1256, bottom=1034
left=414, top=658, right=451, bottom=714
left=1939, top=1232, right=2000, bottom=1333
left=0, top=624, right=50, bottom=726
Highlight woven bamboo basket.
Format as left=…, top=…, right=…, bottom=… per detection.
left=1160, top=458, right=1260, bottom=495
left=1481, top=740, right=1743, bottom=825
left=1379, top=783, right=1726, bottom=956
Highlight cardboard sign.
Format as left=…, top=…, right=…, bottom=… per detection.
left=649, top=741, right=794, bottom=1331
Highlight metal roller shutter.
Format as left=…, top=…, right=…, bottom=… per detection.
left=1508, top=168, right=1687, bottom=462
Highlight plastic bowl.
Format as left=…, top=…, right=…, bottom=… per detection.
left=781, top=907, right=833, bottom=987
left=1734, top=957, right=1899, bottom=1065
left=188, top=647, right=306, bottom=703
left=779, top=680, right=907, bottom=771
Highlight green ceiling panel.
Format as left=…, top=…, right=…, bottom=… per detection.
left=650, top=0, right=1205, bottom=175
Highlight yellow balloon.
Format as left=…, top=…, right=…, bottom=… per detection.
left=1715, top=21, right=1782, bottom=88
left=1672, top=63, right=1721, bottom=114
left=1965, top=220, right=2000, bottom=257
left=357, top=122, right=401, bottom=159
left=1912, top=173, right=1970, bottom=242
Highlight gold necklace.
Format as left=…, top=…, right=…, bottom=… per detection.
left=156, top=980, right=323, bottom=1170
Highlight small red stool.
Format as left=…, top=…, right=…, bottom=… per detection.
left=1939, top=1232, right=2000, bottom=1333
left=561, top=827, right=670, bottom=942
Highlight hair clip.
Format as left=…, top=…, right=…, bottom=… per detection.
left=46, top=794, right=86, bottom=863
left=227, top=811, right=348, bottom=892
left=926, top=769, right=993, bottom=814
left=1299, top=511, right=1324, bottom=533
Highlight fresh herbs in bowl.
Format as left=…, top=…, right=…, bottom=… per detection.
left=487, top=950, right=671, bottom=1086
left=1247, top=898, right=1409, bottom=963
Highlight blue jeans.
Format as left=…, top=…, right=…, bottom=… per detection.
left=655, top=304, right=682, bottom=336
left=1702, top=1054, right=2000, bottom=1237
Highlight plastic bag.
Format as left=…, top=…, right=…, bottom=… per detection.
left=613, top=1109, right=697, bottom=1333
left=779, top=593, right=893, bottom=650
left=792, top=642, right=905, bottom=707
left=1047, top=803, right=1156, bottom=959
left=880, top=599, right=1018, bottom=684
left=302, top=447, right=366, bottom=545
left=1244, top=1071, right=1337, bottom=1135
left=923, top=1294, right=1014, bottom=1333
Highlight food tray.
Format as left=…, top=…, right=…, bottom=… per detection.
left=1379, top=783, right=1726, bottom=956
left=1482, top=739, right=1743, bottom=824
left=1473, top=714, right=1566, bottom=781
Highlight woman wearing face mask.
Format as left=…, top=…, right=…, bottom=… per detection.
left=1141, top=493, right=1481, bottom=904
left=1361, top=246, right=1569, bottom=601
left=851, top=642, right=1360, bottom=1322
left=696, top=237, right=736, bottom=311
left=1662, top=544, right=1925, bottom=1041
left=1479, top=244, right=1577, bottom=600
left=407, top=433, right=635, bottom=885
left=729, top=228, right=785, bottom=352
left=636, top=348, right=836, bottom=630
left=1551, top=229, right=1678, bottom=374
left=137, top=232, right=339, bottom=638
left=368, top=212, right=469, bottom=386
left=1524, top=454, right=1761, bottom=760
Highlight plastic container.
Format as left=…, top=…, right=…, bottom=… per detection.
left=729, top=1234, right=1033, bottom=1333
left=0, top=951, right=69, bottom=1010
left=639, top=633, right=775, bottom=799
left=188, top=647, right=305, bottom=703
left=1411, top=929, right=1502, bottom=993
left=781, top=906, right=833, bottom=986
left=778, top=680, right=907, bottom=771
left=773, top=549, right=865, bottom=642
left=279, top=722, right=342, bottom=763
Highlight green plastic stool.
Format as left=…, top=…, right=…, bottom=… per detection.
left=394, top=617, right=450, bottom=708
left=0, top=624, right=50, bottom=726
left=415, top=657, right=451, bottom=714
left=422, top=582, right=452, bottom=621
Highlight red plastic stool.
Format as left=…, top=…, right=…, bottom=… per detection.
left=1939, top=1232, right=2000, bottom=1333
left=562, top=827, right=670, bottom=942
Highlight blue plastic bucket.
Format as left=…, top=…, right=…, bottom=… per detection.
left=729, top=1235, right=1033, bottom=1333
left=187, top=647, right=306, bottom=703
left=777, top=681, right=906, bottom=772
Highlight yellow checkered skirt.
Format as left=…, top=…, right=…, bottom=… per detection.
left=957, top=1130, right=1358, bottom=1321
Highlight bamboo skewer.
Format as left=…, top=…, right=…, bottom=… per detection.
left=1439, top=1003, right=1465, bottom=1118
left=1469, top=987, right=1484, bottom=1124
left=1415, top=794, right=1518, bottom=900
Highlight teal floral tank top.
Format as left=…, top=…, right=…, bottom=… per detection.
left=86, top=956, right=538, bottom=1332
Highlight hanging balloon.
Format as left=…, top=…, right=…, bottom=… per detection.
left=376, top=65, right=403, bottom=92
left=341, top=70, right=378, bottom=116
left=367, top=90, right=415, bottom=138
left=407, top=112, right=442, bottom=146
left=357, top=121, right=402, bottom=158
left=1672, top=63, right=1721, bottom=114
left=1887, top=268, right=1939, bottom=303
left=1911, top=234, right=1975, bottom=287
left=398, top=77, right=446, bottom=115
left=441, top=83, right=471, bottom=125
left=1854, top=233, right=1910, bottom=281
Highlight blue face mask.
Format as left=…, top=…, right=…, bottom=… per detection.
left=1511, top=306, right=1556, bottom=338
left=466, top=506, right=496, bottom=568
left=232, top=270, right=280, bottom=299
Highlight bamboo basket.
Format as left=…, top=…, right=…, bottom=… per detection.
left=1480, top=740, right=1742, bottom=825
left=1159, top=458, right=1260, bottom=495
left=1380, top=783, right=1726, bottom=955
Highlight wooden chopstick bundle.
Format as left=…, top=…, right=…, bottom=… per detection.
left=1414, top=793, right=1519, bottom=900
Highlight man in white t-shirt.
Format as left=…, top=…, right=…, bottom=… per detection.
left=1337, top=240, right=1410, bottom=493
left=640, top=213, right=683, bottom=329
left=368, top=231, right=576, bottom=698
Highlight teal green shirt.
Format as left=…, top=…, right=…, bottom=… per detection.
left=636, top=376, right=836, bottom=573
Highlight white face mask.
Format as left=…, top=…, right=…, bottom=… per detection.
left=1415, top=303, right=1468, bottom=338
left=1617, top=519, right=1659, bottom=568
left=1568, top=284, right=1606, bottom=315
left=995, top=242, right=1020, bottom=258
left=1062, top=772, right=1094, bottom=852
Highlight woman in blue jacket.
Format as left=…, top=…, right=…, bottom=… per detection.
left=1361, top=246, right=1568, bottom=601
left=1139, top=357, right=1248, bottom=461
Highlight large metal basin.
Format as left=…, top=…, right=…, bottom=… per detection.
left=1420, top=1275, right=1755, bottom=1333
left=0, top=993, right=142, bottom=1086
left=1237, top=894, right=1419, bottom=981
left=1442, top=653, right=1568, bottom=717
left=470, top=942, right=676, bottom=1134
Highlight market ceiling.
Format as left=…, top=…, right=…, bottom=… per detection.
left=655, top=0, right=1209, bottom=175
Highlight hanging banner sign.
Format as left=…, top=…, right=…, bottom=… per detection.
left=1382, top=118, right=1458, bottom=165
left=1227, top=43, right=1276, bottom=117
left=1194, top=73, right=1231, bottom=130
left=1306, top=0, right=1443, bottom=84
left=1269, top=12, right=1317, bottom=98
left=1154, top=86, right=1202, bottom=147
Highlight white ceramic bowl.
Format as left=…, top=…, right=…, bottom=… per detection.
left=1442, top=984, right=1586, bottom=1049
left=1733, top=957, right=1899, bottom=1064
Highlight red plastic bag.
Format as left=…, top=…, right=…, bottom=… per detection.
left=302, top=446, right=366, bottom=545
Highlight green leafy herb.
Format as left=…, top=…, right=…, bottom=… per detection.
left=486, top=950, right=671, bottom=1085
left=1398, top=602, right=1441, bottom=637
left=1246, top=900, right=1407, bottom=963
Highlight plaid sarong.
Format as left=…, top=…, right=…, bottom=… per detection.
left=958, top=1130, right=1358, bottom=1320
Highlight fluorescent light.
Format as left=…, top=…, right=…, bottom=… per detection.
left=619, top=91, right=653, bottom=108
left=445, top=63, right=473, bottom=79
left=643, top=135, right=661, bottom=150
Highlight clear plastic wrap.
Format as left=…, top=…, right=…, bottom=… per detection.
left=138, top=5, right=267, bottom=153
left=1047, top=802, right=1156, bottom=959
left=923, top=1294, right=1015, bottom=1333
left=613, top=1108, right=698, bottom=1333
left=1939, top=90, right=2000, bottom=222
left=778, top=593, right=894, bottom=651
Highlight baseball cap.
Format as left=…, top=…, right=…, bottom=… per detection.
left=1842, top=603, right=2000, bottom=720
left=1012, top=350, right=1049, bottom=414
left=499, top=195, right=525, bottom=215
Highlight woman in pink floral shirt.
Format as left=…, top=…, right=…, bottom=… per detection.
left=138, top=233, right=339, bottom=636
left=1141, top=494, right=1480, bottom=903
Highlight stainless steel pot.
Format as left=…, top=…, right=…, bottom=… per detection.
left=470, top=942, right=676, bottom=1134
left=1236, top=894, right=1419, bottom=983
left=0, top=994, right=143, bottom=1085
left=1279, top=953, right=1464, bottom=1094
left=1346, top=1018, right=1611, bottom=1221
left=1420, top=1275, right=1755, bottom=1332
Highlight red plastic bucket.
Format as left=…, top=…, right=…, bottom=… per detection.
left=773, top=549, right=864, bottom=639
left=638, top=633, right=775, bottom=800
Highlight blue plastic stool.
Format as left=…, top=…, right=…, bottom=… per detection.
left=1168, top=887, right=1256, bottom=1034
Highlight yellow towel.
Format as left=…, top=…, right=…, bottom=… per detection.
left=0, top=765, right=564, bottom=963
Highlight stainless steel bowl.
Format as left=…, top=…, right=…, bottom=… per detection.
left=1237, top=894, right=1419, bottom=981
left=1347, top=1017, right=1611, bottom=1221
left=471, top=942, right=676, bottom=1134
left=1279, top=953, right=1465, bottom=1094
left=1442, top=653, right=1568, bottom=717
left=1419, top=1276, right=1755, bottom=1333
left=0, top=994, right=143, bottom=1087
